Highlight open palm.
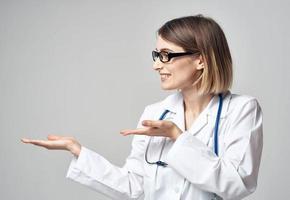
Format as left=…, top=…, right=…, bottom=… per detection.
left=21, top=135, right=81, bottom=156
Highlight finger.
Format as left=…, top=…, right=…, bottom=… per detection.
left=142, top=120, right=170, bottom=129
left=22, top=137, right=60, bottom=144
left=21, top=138, right=32, bottom=143
left=47, top=134, right=74, bottom=141
left=120, top=128, right=150, bottom=136
left=47, top=135, right=61, bottom=140
left=23, top=139, right=47, bottom=146
left=21, top=138, right=45, bottom=144
left=142, top=120, right=160, bottom=127
left=120, top=127, right=163, bottom=136
left=25, top=139, right=66, bottom=149
left=120, top=129, right=143, bottom=136
left=21, top=139, right=46, bottom=147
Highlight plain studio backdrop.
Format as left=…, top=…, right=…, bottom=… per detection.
left=1, top=0, right=289, bottom=199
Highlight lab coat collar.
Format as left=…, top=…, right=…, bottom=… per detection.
left=160, top=91, right=231, bottom=133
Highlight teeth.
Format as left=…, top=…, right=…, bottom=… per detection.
left=161, top=74, right=170, bottom=79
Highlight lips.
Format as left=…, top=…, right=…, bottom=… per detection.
left=160, top=73, right=171, bottom=81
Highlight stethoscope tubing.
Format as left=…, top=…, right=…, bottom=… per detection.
left=145, top=93, right=223, bottom=167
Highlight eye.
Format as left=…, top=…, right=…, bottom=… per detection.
left=159, top=51, right=169, bottom=61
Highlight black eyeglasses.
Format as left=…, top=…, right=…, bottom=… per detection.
left=152, top=50, right=199, bottom=63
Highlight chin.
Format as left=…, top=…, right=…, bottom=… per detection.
left=160, top=84, right=178, bottom=91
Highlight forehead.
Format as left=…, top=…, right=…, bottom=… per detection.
left=155, top=36, right=184, bottom=52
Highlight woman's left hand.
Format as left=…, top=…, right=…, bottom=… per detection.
left=120, top=120, right=182, bottom=141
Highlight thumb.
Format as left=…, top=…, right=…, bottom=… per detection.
left=47, top=134, right=62, bottom=140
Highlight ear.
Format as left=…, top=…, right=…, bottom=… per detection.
left=196, top=55, right=205, bottom=70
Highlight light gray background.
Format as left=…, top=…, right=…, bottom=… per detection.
left=1, top=0, right=289, bottom=199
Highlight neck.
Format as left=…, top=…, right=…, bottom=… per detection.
left=180, top=87, right=213, bottom=117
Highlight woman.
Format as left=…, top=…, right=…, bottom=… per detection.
left=22, top=14, right=263, bottom=200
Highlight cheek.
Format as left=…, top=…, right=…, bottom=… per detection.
left=171, top=65, right=195, bottom=82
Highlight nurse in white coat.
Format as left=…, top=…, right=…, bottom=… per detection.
left=22, top=14, right=263, bottom=200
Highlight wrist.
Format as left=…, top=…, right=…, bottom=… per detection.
left=67, top=140, right=81, bottom=157
left=171, top=128, right=182, bottom=141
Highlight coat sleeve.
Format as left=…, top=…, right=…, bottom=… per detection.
left=165, top=99, right=263, bottom=200
left=65, top=106, right=150, bottom=200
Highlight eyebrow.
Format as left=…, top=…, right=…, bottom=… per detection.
left=155, top=48, right=174, bottom=52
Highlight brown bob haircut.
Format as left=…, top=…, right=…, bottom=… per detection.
left=157, top=14, right=233, bottom=95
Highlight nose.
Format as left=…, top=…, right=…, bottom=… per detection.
left=152, top=59, right=163, bottom=71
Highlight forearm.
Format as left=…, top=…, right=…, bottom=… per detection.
left=165, top=132, right=262, bottom=199
left=66, top=147, right=144, bottom=200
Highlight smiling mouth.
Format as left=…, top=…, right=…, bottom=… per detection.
left=160, top=74, right=171, bottom=81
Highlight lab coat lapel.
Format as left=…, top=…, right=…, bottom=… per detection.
left=187, top=112, right=208, bottom=136
left=186, top=92, right=231, bottom=136
left=170, top=97, right=209, bottom=136
left=172, top=97, right=185, bottom=132
left=160, top=92, right=185, bottom=132
left=160, top=92, right=208, bottom=134
left=164, top=92, right=207, bottom=135
left=160, top=91, right=232, bottom=136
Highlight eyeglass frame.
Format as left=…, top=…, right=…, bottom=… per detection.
left=152, top=50, right=200, bottom=63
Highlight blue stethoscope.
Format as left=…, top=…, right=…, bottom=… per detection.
left=145, top=93, right=224, bottom=167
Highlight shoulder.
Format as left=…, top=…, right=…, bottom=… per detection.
left=225, top=91, right=262, bottom=119
left=227, top=92, right=261, bottom=109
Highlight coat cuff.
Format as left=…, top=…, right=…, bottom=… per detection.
left=66, top=146, right=89, bottom=180
left=165, top=131, right=216, bottom=167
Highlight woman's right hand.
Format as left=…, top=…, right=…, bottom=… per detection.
left=21, top=135, right=81, bottom=157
